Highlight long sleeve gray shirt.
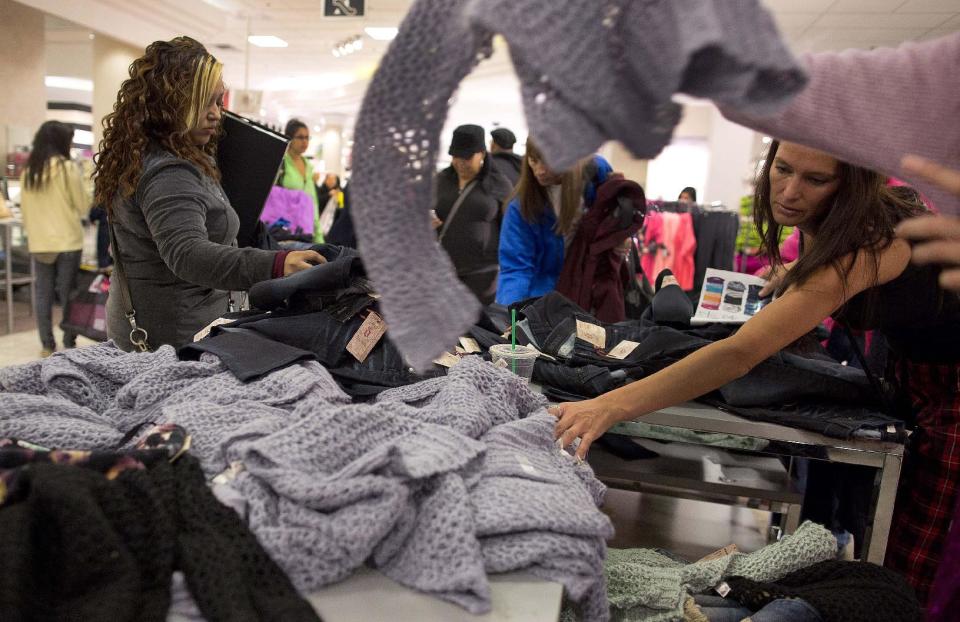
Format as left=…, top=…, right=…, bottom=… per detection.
left=106, top=149, right=277, bottom=350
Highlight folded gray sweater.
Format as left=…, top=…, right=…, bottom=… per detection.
left=350, top=0, right=806, bottom=369
left=0, top=345, right=612, bottom=619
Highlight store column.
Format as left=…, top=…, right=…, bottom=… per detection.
left=320, top=115, right=345, bottom=177
left=703, top=106, right=757, bottom=210
left=0, top=0, right=46, bottom=163
left=91, top=35, right=143, bottom=151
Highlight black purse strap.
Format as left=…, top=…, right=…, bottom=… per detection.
left=841, top=323, right=898, bottom=418
left=107, top=215, right=151, bottom=352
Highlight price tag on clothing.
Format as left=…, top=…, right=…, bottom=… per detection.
left=459, top=337, right=482, bottom=353
left=192, top=317, right=233, bottom=342
left=576, top=319, right=607, bottom=349
left=455, top=346, right=467, bottom=355
left=697, top=543, right=739, bottom=563
left=433, top=352, right=462, bottom=368
left=714, top=581, right=732, bottom=598
left=606, top=340, right=640, bottom=360
left=346, top=310, right=387, bottom=363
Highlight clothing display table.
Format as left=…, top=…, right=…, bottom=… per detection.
left=609, top=401, right=904, bottom=564
left=166, top=570, right=562, bottom=622
left=0, top=218, right=34, bottom=334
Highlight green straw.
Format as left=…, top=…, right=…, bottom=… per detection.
left=511, top=308, right=517, bottom=374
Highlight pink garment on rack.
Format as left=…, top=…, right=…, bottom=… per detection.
left=259, top=186, right=315, bottom=235
left=640, top=212, right=697, bottom=290
left=666, top=212, right=697, bottom=290
left=640, top=212, right=664, bottom=284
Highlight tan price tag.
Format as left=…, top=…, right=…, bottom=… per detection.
left=606, top=340, right=640, bottom=360
left=697, top=543, right=739, bottom=563
left=346, top=311, right=387, bottom=363
left=192, top=317, right=233, bottom=342
left=576, top=319, right=606, bottom=349
left=459, top=337, right=482, bottom=353
left=455, top=346, right=467, bottom=355
left=433, top=352, right=461, bottom=368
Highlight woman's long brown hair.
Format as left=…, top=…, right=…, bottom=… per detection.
left=93, top=37, right=222, bottom=212
left=513, top=140, right=590, bottom=236
left=756, top=140, right=927, bottom=298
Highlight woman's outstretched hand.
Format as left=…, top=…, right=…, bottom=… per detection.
left=549, top=397, right=630, bottom=461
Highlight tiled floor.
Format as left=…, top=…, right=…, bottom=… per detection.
left=0, top=316, right=97, bottom=367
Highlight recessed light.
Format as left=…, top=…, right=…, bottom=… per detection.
left=248, top=35, right=288, bottom=48
left=45, top=76, right=93, bottom=91
left=364, top=27, right=398, bottom=41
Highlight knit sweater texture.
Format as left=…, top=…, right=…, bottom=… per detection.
left=596, top=521, right=836, bottom=622
left=0, top=344, right=613, bottom=619
left=350, top=0, right=806, bottom=370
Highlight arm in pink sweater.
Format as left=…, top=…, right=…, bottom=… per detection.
left=722, top=33, right=960, bottom=215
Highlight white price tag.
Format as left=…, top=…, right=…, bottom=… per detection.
left=606, top=340, right=640, bottom=360
left=576, top=319, right=606, bottom=349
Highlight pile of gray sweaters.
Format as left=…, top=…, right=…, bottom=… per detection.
left=0, top=343, right=614, bottom=620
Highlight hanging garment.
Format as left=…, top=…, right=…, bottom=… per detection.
left=349, top=0, right=807, bottom=370
left=556, top=175, right=645, bottom=322
left=691, top=210, right=739, bottom=294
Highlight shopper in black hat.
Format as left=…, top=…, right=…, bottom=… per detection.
left=432, top=124, right=513, bottom=304
left=490, top=127, right=523, bottom=187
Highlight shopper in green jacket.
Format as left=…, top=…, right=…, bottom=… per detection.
left=280, top=119, right=322, bottom=243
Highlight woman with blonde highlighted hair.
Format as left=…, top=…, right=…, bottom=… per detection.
left=95, top=37, right=323, bottom=351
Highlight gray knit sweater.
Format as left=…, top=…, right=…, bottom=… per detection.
left=350, top=0, right=806, bottom=369
left=0, top=345, right=613, bottom=619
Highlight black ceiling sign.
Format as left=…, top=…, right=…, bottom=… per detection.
left=324, top=0, right=364, bottom=17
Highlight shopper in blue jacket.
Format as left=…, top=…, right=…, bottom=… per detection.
left=496, top=140, right=612, bottom=305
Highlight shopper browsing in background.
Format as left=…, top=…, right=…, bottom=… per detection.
left=496, top=140, right=612, bottom=305
left=489, top=127, right=523, bottom=187
left=279, top=119, right=323, bottom=243
left=19, top=121, right=89, bottom=357
left=433, top=124, right=512, bottom=304
left=550, top=141, right=960, bottom=603
left=94, top=37, right=323, bottom=352
left=317, top=173, right=342, bottom=209
left=678, top=186, right=697, bottom=203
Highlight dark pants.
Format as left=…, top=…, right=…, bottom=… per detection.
left=33, top=250, right=81, bottom=350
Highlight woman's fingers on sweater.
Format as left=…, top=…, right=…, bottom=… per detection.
left=901, top=154, right=960, bottom=196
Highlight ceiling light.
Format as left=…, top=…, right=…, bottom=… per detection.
left=248, top=35, right=288, bottom=48
left=313, top=125, right=322, bottom=132
left=45, top=76, right=93, bottom=91
left=364, top=27, right=398, bottom=41
left=332, top=49, right=340, bottom=57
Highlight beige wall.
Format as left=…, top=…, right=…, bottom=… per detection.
left=91, top=34, right=143, bottom=151
left=0, top=0, right=46, bottom=164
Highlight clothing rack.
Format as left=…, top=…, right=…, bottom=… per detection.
left=644, top=200, right=738, bottom=214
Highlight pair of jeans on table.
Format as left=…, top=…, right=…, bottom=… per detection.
left=180, top=246, right=442, bottom=396
left=511, top=292, right=902, bottom=440
left=33, top=250, right=81, bottom=350
left=694, top=594, right=821, bottom=622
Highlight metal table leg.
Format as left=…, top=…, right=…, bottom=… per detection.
left=863, top=451, right=903, bottom=564
left=4, top=223, right=12, bottom=334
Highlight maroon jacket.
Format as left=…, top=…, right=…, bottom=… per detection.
left=556, top=175, right=645, bottom=322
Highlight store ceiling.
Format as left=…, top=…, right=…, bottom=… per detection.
left=21, top=0, right=960, bottom=138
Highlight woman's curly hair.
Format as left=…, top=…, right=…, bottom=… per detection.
left=94, top=36, right=222, bottom=211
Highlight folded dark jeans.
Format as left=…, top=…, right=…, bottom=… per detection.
left=248, top=244, right=364, bottom=312
left=178, top=328, right=317, bottom=381
left=199, top=309, right=442, bottom=395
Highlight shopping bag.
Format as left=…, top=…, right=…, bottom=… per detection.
left=60, top=269, right=110, bottom=342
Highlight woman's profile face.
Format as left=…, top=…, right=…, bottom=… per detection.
left=528, top=154, right=562, bottom=187
left=768, top=142, right=842, bottom=229
left=189, top=80, right=225, bottom=147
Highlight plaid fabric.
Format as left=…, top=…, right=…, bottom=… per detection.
left=884, top=359, right=960, bottom=605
